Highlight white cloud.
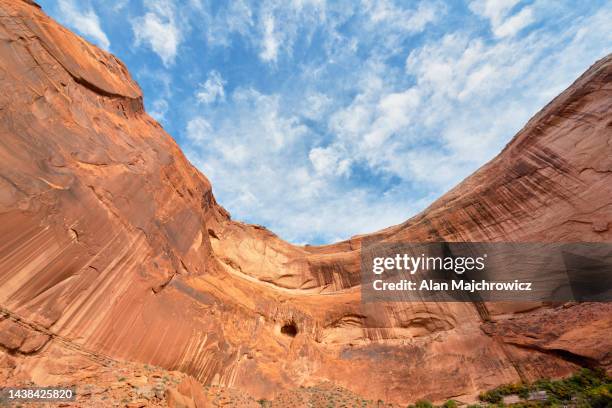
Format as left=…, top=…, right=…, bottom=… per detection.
left=469, top=0, right=535, bottom=38
left=357, top=0, right=446, bottom=56
left=199, top=0, right=327, bottom=64
left=183, top=88, right=361, bottom=242
left=186, top=117, right=213, bottom=143
left=189, top=88, right=308, bottom=154
left=149, top=99, right=169, bottom=123
left=363, top=0, right=444, bottom=36
left=204, top=0, right=254, bottom=47
left=200, top=0, right=440, bottom=68
left=111, top=0, right=129, bottom=13
left=58, top=0, right=110, bottom=50
left=181, top=1, right=611, bottom=243
left=364, top=0, right=440, bottom=31
left=469, top=0, right=520, bottom=27
left=398, top=6, right=609, bottom=188
left=132, top=0, right=182, bottom=66
left=325, top=4, right=611, bottom=196
left=196, top=71, right=226, bottom=104
left=493, top=6, right=534, bottom=38
left=260, top=15, right=280, bottom=62
left=407, top=1, right=443, bottom=32
left=326, top=65, right=422, bottom=174
left=300, top=92, right=332, bottom=120
left=364, top=88, right=420, bottom=148
left=309, top=145, right=350, bottom=177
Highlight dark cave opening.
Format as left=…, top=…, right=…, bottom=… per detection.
left=280, top=322, right=298, bottom=337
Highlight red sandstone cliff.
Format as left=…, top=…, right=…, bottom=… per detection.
left=0, top=0, right=610, bottom=406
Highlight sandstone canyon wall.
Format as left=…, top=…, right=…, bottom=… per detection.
left=0, top=0, right=610, bottom=405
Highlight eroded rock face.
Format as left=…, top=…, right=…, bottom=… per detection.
left=0, top=0, right=610, bottom=405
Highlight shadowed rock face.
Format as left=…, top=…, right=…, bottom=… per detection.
left=0, top=0, right=610, bottom=405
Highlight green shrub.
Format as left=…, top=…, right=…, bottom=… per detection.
left=441, top=400, right=458, bottom=408
left=478, top=368, right=611, bottom=407
left=584, top=383, right=612, bottom=408
left=479, top=382, right=530, bottom=403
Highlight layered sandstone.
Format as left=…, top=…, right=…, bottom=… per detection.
left=0, top=0, right=610, bottom=405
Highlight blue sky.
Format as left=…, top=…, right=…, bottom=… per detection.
left=39, top=0, right=611, bottom=244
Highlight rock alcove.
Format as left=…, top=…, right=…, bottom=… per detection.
left=280, top=322, right=298, bottom=337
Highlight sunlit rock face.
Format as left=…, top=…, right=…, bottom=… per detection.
left=0, top=0, right=610, bottom=405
